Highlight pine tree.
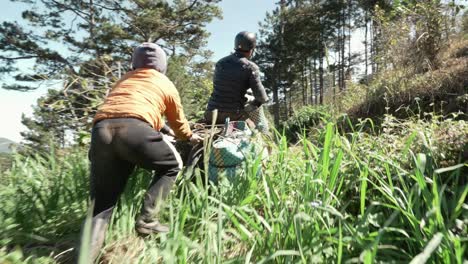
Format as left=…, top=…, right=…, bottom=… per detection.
left=0, top=0, right=221, bottom=150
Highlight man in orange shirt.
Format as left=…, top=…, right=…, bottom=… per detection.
left=86, top=42, right=202, bottom=260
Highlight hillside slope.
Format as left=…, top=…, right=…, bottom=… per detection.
left=343, top=38, right=468, bottom=120
left=0, top=138, right=16, bottom=153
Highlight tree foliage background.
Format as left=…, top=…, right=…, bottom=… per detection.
left=1, top=0, right=466, bottom=151
left=0, top=0, right=221, bottom=151
left=255, top=0, right=466, bottom=126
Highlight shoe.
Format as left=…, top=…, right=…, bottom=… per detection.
left=135, top=219, right=170, bottom=235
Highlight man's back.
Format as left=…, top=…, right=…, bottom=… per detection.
left=94, top=68, right=192, bottom=140
left=207, top=52, right=266, bottom=113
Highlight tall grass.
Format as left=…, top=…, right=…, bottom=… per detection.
left=0, top=116, right=466, bottom=263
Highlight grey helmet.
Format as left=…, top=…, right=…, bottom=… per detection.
left=131, top=42, right=167, bottom=74
left=234, top=31, right=256, bottom=52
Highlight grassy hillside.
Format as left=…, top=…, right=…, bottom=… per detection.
left=0, top=138, right=15, bottom=154
left=0, top=115, right=466, bottom=263
left=334, top=38, right=468, bottom=122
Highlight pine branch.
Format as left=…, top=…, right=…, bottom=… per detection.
left=0, top=55, right=39, bottom=60
left=177, top=0, right=199, bottom=14
left=48, top=0, right=90, bottom=22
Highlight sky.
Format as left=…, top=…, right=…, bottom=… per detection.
left=0, top=0, right=277, bottom=142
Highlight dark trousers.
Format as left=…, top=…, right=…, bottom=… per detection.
left=89, top=118, right=182, bottom=220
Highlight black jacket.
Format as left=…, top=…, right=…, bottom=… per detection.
left=207, top=52, right=268, bottom=113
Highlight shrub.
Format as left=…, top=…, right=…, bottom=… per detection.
left=280, top=105, right=333, bottom=142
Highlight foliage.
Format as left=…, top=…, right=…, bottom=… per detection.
left=373, top=0, right=462, bottom=73
left=0, top=0, right=221, bottom=91
left=463, top=9, right=468, bottom=34
left=0, top=0, right=221, bottom=151
left=0, top=149, right=88, bottom=243
left=256, top=0, right=465, bottom=125
left=280, top=105, right=333, bottom=143
left=256, top=0, right=398, bottom=125
left=166, top=55, right=214, bottom=121
left=0, top=153, right=13, bottom=177
left=340, top=37, right=468, bottom=120
left=0, top=115, right=466, bottom=262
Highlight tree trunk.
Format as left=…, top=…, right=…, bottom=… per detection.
left=341, top=1, right=346, bottom=91
left=270, top=0, right=286, bottom=125
left=313, top=58, right=318, bottom=105
left=319, top=30, right=324, bottom=105
left=89, top=0, right=100, bottom=58
left=332, top=66, right=336, bottom=103
left=370, top=16, right=375, bottom=74
left=364, top=9, right=369, bottom=84
left=451, top=0, right=456, bottom=33
left=371, top=17, right=379, bottom=74
left=347, top=0, right=352, bottom=78
left=319, top=54, right=324, bottom=105
left=273, top=71, right=280, bottom=126
left=301, top=64, right=304, bottom=106
left=338, top=36, right=342, bottom=92
left=302, top=60, right=308, bottom=106
left=288, top=87, right=293, bottom=116
left=309, top=58, right=314, bottom=105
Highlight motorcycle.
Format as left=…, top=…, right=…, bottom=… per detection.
left=179, top=104, right=270, bottom=184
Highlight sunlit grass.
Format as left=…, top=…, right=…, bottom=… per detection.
left=0, top=115, right=466, bottom=263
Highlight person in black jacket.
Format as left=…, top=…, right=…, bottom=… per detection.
left=204, top=31, right=268, bottom=124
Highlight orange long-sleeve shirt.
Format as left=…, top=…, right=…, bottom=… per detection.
left=93, top=68, right=192, bottom=140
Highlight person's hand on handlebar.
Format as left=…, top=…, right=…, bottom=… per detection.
left=189, top=133, right=203, bottom=145
left=244, top=89, right=261, bottom=112
left=161, top=124, right=176, bottom=137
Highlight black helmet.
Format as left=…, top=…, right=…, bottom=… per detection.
left=234, top=31, right=256, bottom=52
